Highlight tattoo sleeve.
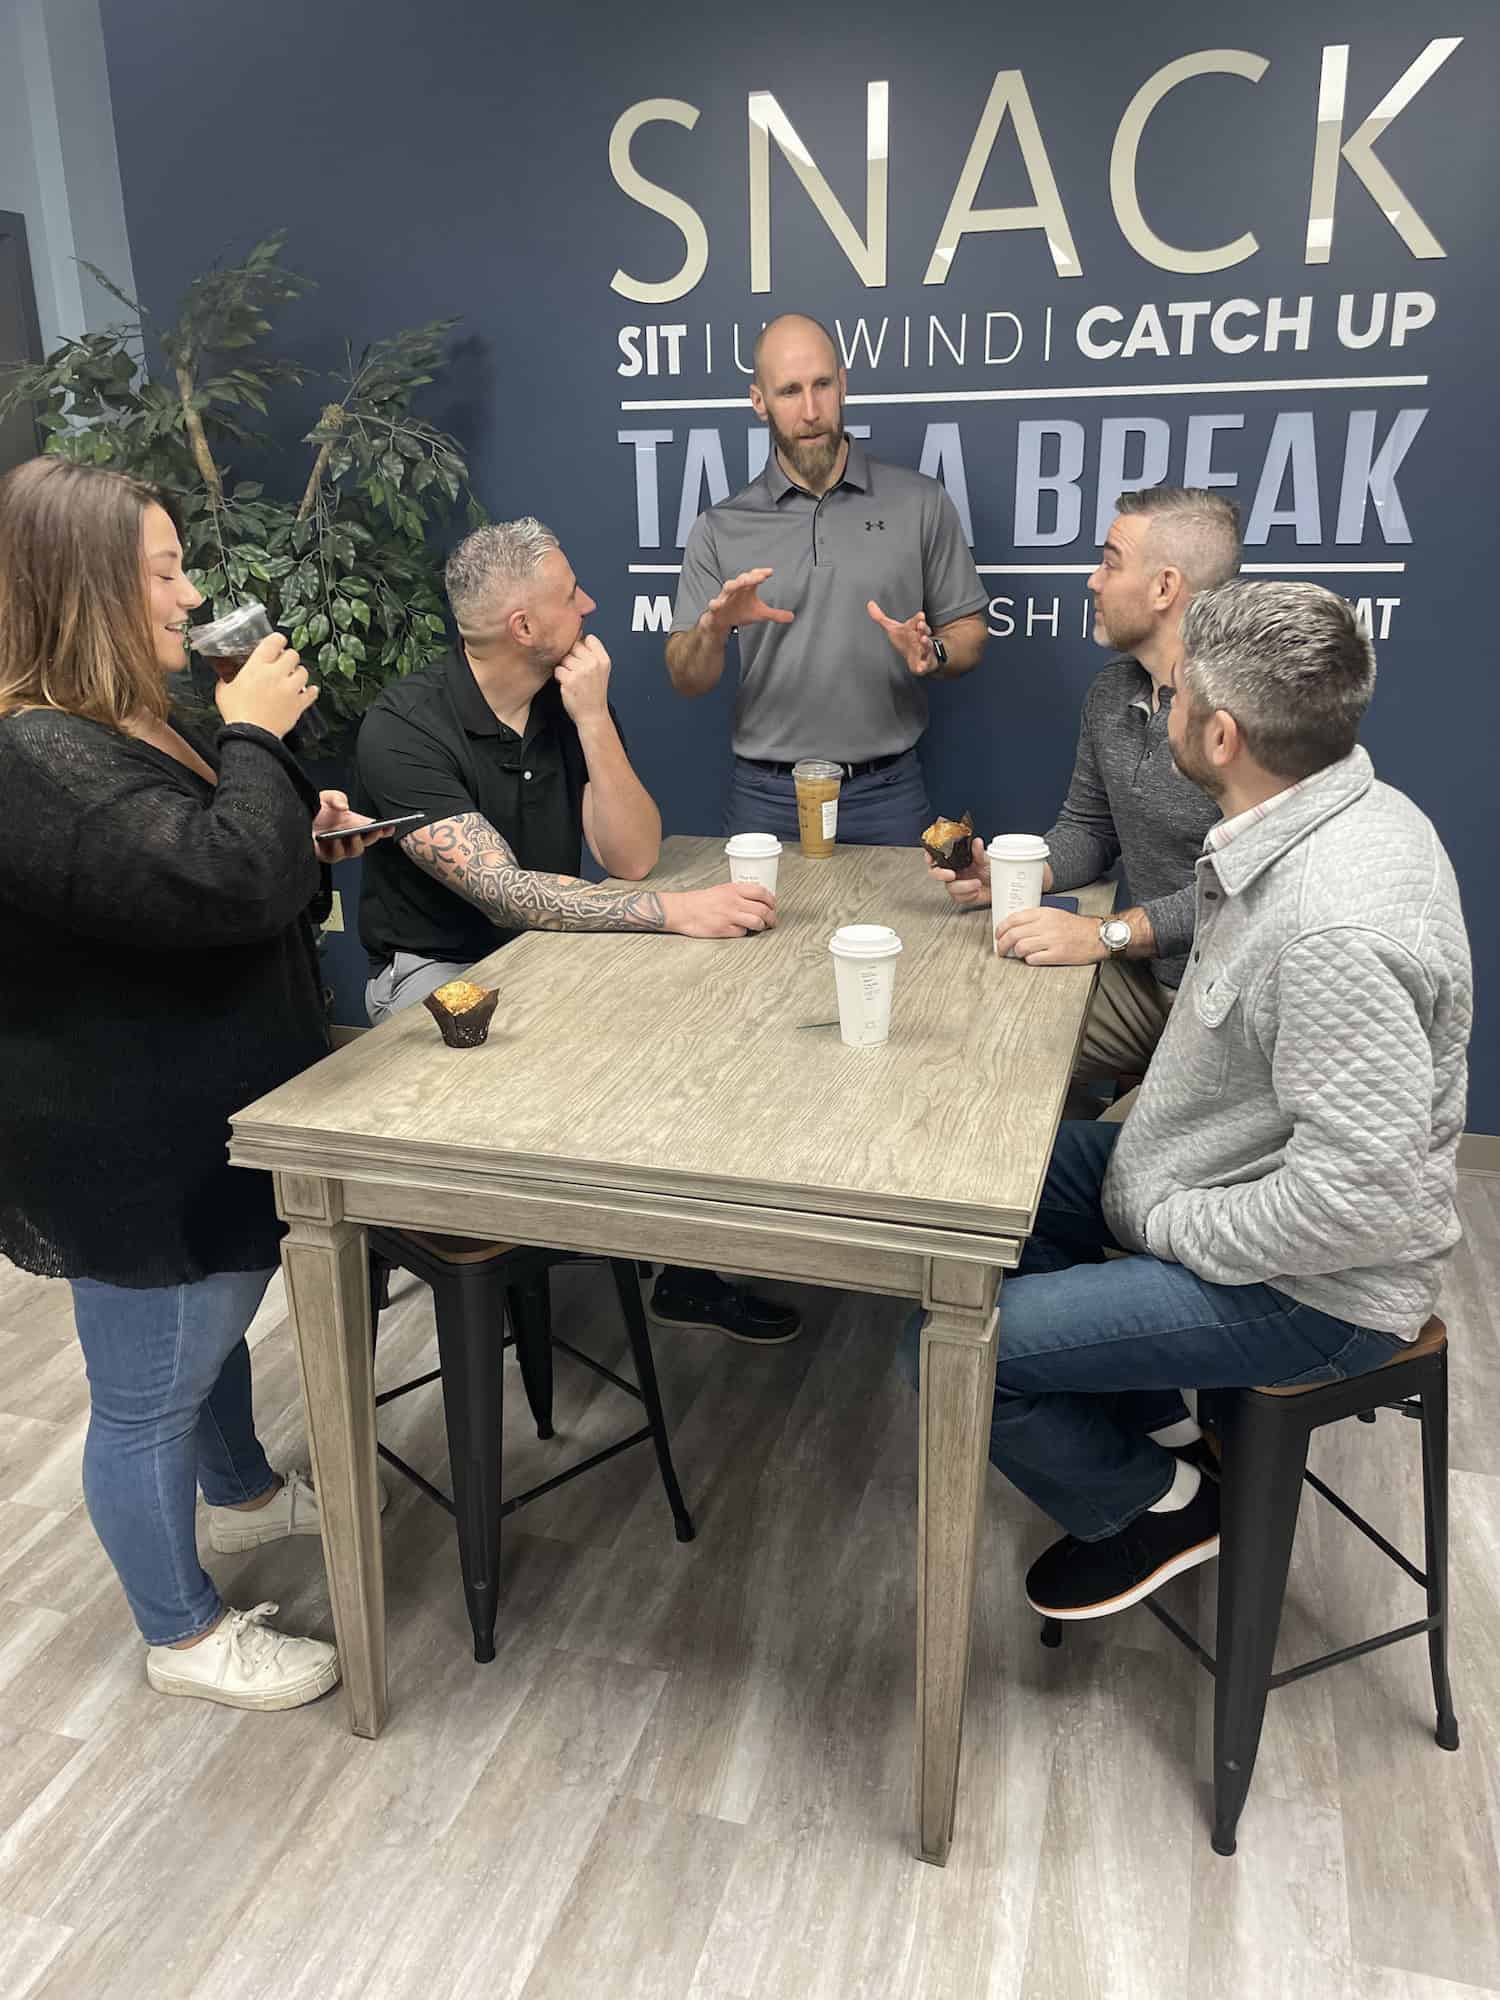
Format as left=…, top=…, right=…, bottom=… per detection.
left=402, top=812, right=666, bottom=933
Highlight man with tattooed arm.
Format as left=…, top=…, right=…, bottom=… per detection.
left=354, top=516, right=800, bottom=1343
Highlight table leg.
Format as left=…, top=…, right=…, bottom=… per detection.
left=915, top=1256, right=1002, bottom=1864
left=275, top=1173, right=386, bottom=1737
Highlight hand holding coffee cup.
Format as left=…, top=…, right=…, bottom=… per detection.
left=215, top=632, right=320, bottom=740
left=725, top=832, right=782, bottom=893
left=987, top=834, right=1051, bottom=956
left=661, top=882, right=777, bottom=937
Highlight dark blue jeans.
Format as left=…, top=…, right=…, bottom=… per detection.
left=726, top=748, right=931, bottom=846
left=904, top=1122, right=1405, bottom=1541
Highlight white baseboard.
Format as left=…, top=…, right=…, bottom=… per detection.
left=1459, top=1132, right=1500, bottom=1175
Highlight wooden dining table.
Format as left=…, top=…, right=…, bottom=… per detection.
left=229, top=836, right=1111, bottom=1865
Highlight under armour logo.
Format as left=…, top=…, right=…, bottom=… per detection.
left=865, top=519, right=886, bottom=531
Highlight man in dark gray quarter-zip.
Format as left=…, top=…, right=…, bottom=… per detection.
left=929, top=486, right=1242, bottom=1116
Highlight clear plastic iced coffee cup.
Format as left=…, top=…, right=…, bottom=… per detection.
left=186, top=601, right=276, bottom=682
left=792, top=759, right=843, bottom=859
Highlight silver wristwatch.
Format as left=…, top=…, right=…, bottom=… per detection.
left=1098, top=917, right=1132, bottom=957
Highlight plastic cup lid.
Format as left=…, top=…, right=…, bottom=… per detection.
left=792, top=759, right=844, bottom=780
left=828, top=923, right=904, bottom=959
left=988, top=833, right=1050, bottom=861
left=188, top=601, right=274, bottom=655
left=725, top=833, right=783, bottom=857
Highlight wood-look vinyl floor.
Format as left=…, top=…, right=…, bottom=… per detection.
left=1, top=1175, right=1497, bottom=1999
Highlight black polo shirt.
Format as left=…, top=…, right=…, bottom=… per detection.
left=354, top=649, right=601, bottom=969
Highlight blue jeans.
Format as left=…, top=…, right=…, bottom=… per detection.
left=69, top=1269, right=279, bottom=1645
left=903, top=1122, right=1405, bottom=1541
left=726, top=748, right=931, bottom=846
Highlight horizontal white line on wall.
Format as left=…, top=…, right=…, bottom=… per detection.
left=626, top=562, right=1409, bottom=576
left=620, top=374, right=1429, bottom=413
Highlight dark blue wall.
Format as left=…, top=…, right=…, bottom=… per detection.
left=99, top=0, right=1498, bottom=1126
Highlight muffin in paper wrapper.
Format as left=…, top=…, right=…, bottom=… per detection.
left=423, top=979, right=499, bottom=1048
left=921, top=811, right=974, bottom=870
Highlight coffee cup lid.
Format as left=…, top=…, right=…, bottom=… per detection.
left=724, top=833, right=782, bottom=857
left=828, top=923, right=903, bottom=960
left=792, top=759, right=844, bottom=781
left=987, top=833, right=1050, bottom=861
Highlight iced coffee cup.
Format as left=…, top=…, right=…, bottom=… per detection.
left=187, top=601, right=276, bottom=682
left=827, top=924, right=903, bottom=1047
left=988, top=833, right=1050, bottom=956
left=792, top=759, right=843, bottom=859
left=724, top=831, right=782, bottom=892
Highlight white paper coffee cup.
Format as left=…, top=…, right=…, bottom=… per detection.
left=725, top=831, right=782, bottom=893
left=827, top=924, right=903, bottom=1047
left=988, top=834, right=1050, bottom=955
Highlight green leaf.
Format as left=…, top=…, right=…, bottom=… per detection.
left=343, top=634, right=366, bottom=662
left=307, top=613, right=331, bottom=646
left=317, top=642, right=339, bottom=671
left=291, top=624, right=310, bottom=650
left=331, top=599, right=353, bottom=631
left=350, top=597, right=371, bottom=629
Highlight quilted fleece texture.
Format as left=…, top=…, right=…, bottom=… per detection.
left=1102, top=747, right=1472, bottom=1335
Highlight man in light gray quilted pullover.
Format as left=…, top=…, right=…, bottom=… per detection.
left=931, top=579, right=1472, bottom=1625
left=930, top=486, right=1240, bottom=1116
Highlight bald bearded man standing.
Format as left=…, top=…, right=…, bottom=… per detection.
left=665, top=313, right=990, bottom=845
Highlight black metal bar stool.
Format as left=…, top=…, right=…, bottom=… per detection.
left=367, top=1229, right=695, bottom=1661
left=1041, top=1314, right=1456, bottom=1856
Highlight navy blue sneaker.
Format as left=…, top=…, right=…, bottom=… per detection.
left=648, top=1277, right=801, bottom=1345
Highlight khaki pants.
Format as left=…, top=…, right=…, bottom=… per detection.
left=1065, top=956, right=1177, bottom=1122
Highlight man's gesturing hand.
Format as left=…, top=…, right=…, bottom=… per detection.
left=703, top=568, right=795, bottom=639
left=868, top=599, right=939, bottom=676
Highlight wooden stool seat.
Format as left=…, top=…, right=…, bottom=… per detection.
left=403, top=1231, right=517, bottom=1264
left=1259, top=1313, right=1447, bottom=1395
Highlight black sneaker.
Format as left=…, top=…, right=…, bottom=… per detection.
left=648, top=1280, right=802, bottom=1344
left=1025, top=1475, right=1220, bottom=1620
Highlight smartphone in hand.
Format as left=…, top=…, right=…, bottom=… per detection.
left=313, top=811, right=425, bottom=846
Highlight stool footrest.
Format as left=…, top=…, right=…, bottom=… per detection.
left=1303, top=1469, right=1428, bottom=1588
left=1267, top=1616, right=1439, bottom=1692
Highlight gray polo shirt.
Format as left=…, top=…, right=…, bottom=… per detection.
left=671, top=439, right=988, bottom=763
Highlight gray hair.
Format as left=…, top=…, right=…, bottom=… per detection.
left=445, top=517, right=559, bottom=635
left=1117, top=486, right=1242, bottom=592
left=1180, top=580, right=1375, bottom=782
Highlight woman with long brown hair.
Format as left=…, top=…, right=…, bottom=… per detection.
left=0, top=456, right=390, bottom=1710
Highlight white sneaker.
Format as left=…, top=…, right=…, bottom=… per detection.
left=206, top=1467, right=387, bottom=1553
left=146, top=1602, right=339, bottom=1711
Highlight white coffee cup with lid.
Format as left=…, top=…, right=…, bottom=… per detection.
left=724, top=831, right=782, bottom=893
left=988, top=834, right=1050, bottom=955
left=827, top=924, right=903, bottom=1046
